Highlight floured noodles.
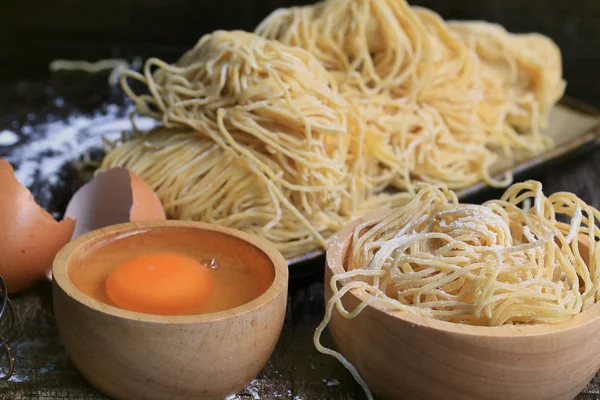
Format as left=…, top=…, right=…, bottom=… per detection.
left=315, top=181, right=600, bottom=398
left=257, top=0, right=565, bottom=191
left=101, top=0, right=565, bottom=259
left=103, top=31, right=407, bottom=258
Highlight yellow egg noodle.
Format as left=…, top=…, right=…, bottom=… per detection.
left=256, top=0, right=565, bottom=191
left=449, top=21, right=566, bottom=144
left=101, top=0, right=565, bottom=259
left=49, top=58, right=141, bottom=87
left=315, top=180, right=600, bottom=399
left=101, top=31, right=408, bottom=258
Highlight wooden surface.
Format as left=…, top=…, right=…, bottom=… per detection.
left=0, top=77, right=600, bottom=399
left=325, top=217, right=600, bottom=400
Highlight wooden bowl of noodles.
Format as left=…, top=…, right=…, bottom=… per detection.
left=324, top=212, right=600, bottom=400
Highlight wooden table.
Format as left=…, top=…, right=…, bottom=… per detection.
left=1, top=75, right=599, bottom=400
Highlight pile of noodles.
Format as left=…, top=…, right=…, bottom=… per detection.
left=256, top=0, right=565, bottom=191
left=102, top=31, right=407, bottom=258
left=101, top=0, right=566, bottom=258
left=316, top=180, right=600, bottom=398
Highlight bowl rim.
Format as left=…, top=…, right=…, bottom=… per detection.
left=326, top=211, right=600, bottom=338
left=53, top=220, right=288, bottom=324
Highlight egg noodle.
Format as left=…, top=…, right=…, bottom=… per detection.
left=49, top=58, right=141, bottom=87
left=102, top=31, right=408, bottom=258
left=100, top=0, right=565, bottom=258
left=257, top=0, right=565, bottom=191
left=315, top=180, right=600, bottom=399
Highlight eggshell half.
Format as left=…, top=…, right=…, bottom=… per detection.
left=65, top=168, right=166, bottom=239
left=0, top=159, right=75, bottom=293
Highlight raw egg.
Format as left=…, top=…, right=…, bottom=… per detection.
left=65, top=167, right=166, bottom=239
left=70, top=226, right=274, bottom=315
left=106, top=253, right=214, bottom=315
left=0, top=159, right=75, bottom=293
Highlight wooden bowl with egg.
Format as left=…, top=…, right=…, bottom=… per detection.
left=325, top=214, right=600, bottom=400
left=52, top=220, right=288, bottom=400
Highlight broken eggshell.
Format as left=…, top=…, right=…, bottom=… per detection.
left=65, top=167, right=166, bottom=239
left=0, top=159, right=75, bottom=293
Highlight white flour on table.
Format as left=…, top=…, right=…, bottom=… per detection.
left=0, top=130, right=19, bottom=146
left=3, top=105, right=157, bottom=189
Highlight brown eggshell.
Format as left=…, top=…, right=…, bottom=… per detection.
left=65, top=168, right=165, bottom=239
left=129, top=172, right=168, bottom=222
left=0, top=159, right=75, bottom=293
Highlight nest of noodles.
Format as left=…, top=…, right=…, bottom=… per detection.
left=101, top=0, right=566, bottom=259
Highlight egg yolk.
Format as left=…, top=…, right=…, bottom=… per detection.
left=106, top=253, right=213, bottom=315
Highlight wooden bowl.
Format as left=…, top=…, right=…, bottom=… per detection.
left=325, top=214, right=600, bottom=400
left=52, top=220, right=288, bottom=400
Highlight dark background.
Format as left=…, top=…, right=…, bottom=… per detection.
left=0, top=0, right=599, bottom=108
